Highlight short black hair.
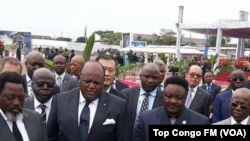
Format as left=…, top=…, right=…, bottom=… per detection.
left=0, top=72, right=24, bottom=93
left=95, top=54, right=119, bottom=76
left=164, top=76, right=189, bottom=94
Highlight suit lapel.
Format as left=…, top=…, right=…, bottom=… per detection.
left=152, top=88, right=163, bottom=108
left=189, top=87, right=202, bottom=108
left=158, top=107, right=170, bottom=124
left=131, top=87, right=140, bottom=122
left=60, top=74, right=68, bottom=91
left=89, top=92, right=109, bottom=135
left=0, top=114, right=15, bottom=141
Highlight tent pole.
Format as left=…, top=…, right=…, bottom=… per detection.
left=176, top=6, right=184, bottom=61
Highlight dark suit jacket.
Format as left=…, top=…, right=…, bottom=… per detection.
left=109, top=87, right=128, bottom=101
left=115, top=80, right=129, bottom=90
left=22, top=74, right=60, bottom=97
left=121, top=86, right=163, bottom=127
left=59, top=73, right=78, bottom=92
left=0, top=108, right=47, bottom=141
left=211, top=89, right=232, bottom=123
left=133, top=106, right=210, bottom=141
left=47, top=87, right=131, bottom=141
left=201, top=83, right=221, bottom=104
left=189, top=87, right=211, bottom=117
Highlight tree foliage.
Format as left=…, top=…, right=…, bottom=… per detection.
left=76, top=37, right=87, bottom=43
left=208, top=36, right=229, bottom=47
left=55, top=37, right=72, bottom=42
left=95, top=30, right=122, bottom=45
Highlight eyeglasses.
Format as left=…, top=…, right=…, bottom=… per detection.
left=34, top=81, right=54, bottom=88
left=231, top=78, right=245, bottom=82
left=189, top=73, right=202, bottom=79
left=230, top=102, right=250, bottom=110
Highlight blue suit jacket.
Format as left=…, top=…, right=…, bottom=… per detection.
left=211, top=89, right=232, bottom=123
left=133, top=106, right=210, bottom=141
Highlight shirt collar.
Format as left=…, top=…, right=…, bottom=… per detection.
left=231, top=116, right=249, bottom=125
left=55, top=72, right=65, bottom=80
left=26, top=74, right=31, bottom=82
left=34, top=96, right=53, bottom=108
left=139, top=87, right=157, bottom=96
left=79, top=91, right=99, bottom=106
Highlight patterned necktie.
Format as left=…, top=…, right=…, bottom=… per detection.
left=185, top=88, right=193, bottom=108
left=57, top=76, right=62, bottom=87
left=139, top=93, right=150, bottom=115
left=134, top=93, right=150, bottom=126
left=40, top=104, right=47, bottom=126
left=207, top=84, right=211, bottom=93
left=79, top=102, right=90, bottom=141
left=13, top=121, right=23, bottom=141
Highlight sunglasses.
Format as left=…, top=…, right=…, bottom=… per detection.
left=189, top=73, right=202, bottom=78
left=230, top=78, right=245, bottom=82
left=34, top=81, right=54, bottom=88
left=230, top=102, right=250, bottom=110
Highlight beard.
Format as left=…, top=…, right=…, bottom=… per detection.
left=5, top=112, right=23, bottom=122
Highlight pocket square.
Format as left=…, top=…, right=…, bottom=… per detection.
left=102, top=118, right=116, bottom=125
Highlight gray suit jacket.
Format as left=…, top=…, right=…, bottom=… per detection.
left=0, top=108, right=47, bottom=141
left=121, top=86, right=163, bottom=126
left=47, top=87, right=131, bottom=141
left=189, top=87, right=211, bottom=117
left=59, top=73, right=79, bottom=92
left=212, top=117, right=250, bottom=125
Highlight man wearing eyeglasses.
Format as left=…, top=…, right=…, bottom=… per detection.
left=24, top=68, right=56, bottom=126
left=212, top=87, right=250, bottom=125
left=212, top=69, right=246, bottom=123
left=185, top=65, right=211, bottom=117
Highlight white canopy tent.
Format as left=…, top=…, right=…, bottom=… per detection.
left=177, top=19, right=250, bottom=69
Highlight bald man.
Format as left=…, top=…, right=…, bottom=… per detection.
left=121, top=63, right=163, bottom=135
left=24, top=68, right=56, bottom=125
left=70, top=55, right=85, bottom=80
left=23, top=51, right=45, bottom=96
left=213, top=88, right=250, bottom=125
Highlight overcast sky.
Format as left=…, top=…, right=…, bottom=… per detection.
left=1, top=0, right=249, bottom=41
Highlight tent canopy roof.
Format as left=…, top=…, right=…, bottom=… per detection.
left=179, top=19, right=250, bottom=39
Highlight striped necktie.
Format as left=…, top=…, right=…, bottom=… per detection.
left=39, top=104, right=46, bottom=126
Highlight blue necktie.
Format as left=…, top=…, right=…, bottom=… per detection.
left=79, top=102, right=90, bottom=141
left=207, top=84, right=211, bottom=93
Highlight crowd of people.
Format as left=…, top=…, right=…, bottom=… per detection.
left=0, top=49, right=250, bottom=141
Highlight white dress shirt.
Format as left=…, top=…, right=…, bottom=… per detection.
left=231, top=116, right=249, bottom=125
left=78, top=91, right=98, bottom=132
left=135, top=87, right=157, bottom=120
left=34, top=97, right=53, bottom=123
left=0, top=109, right=30, bottom=141
left=26, top=74, right=33, bottom=96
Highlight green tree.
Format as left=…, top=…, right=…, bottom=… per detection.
left=209, top=36, right=228, bottom=47
left=245, top=40, right=250, bottom=48
left=95, top=30, right=122, bottom=45
left=76, top=37, right=87, bottom=43
left=157, top=28, right=177, bottom=45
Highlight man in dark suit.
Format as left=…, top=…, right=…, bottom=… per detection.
left=185, top=64, right=211, bottom=117
left=133, top=76, right=210, bottom=141
left=0, top=72, right=47, bottom=141
left=121, top=63, right=163, bottom=134
left=23, top=51, right=60, bottom=97
left=47, top=61, right=131, bottom=141
left=155, top=59, right=166, bottom=91
left=53, top=54, right=78, bottom=92
left=212, top=69, right=246, bottom=123
left=115, top=79, right=129, bottom=90
left=95, top=54, right=127, bottom=100
left=201, top=71, right=221, bottom=104
left=24, top=68, right=56, bottom=126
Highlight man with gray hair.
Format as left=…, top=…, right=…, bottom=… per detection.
left=0, top=56, right=22, bottom=74
left=154, top=59, right=166, bottom=91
